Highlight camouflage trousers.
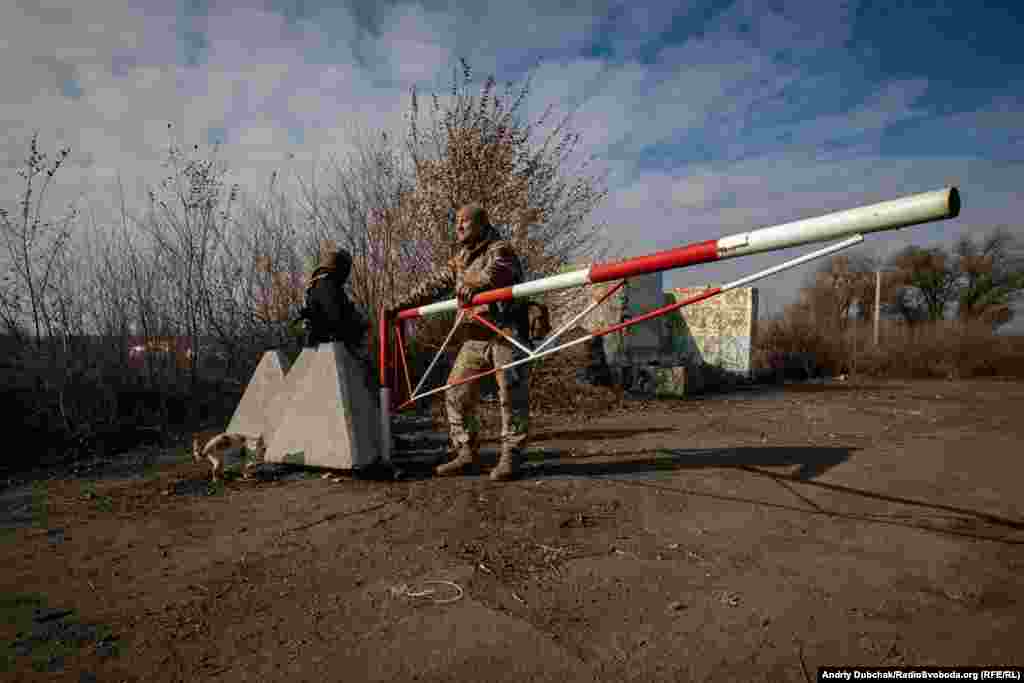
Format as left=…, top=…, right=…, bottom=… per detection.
left=446, top=339, right=530, bottom=453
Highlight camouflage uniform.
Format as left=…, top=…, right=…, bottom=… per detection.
left=397, top=222, right=530, bottom=478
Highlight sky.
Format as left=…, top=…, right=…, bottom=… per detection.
left=2, top=0, right=1023, bottom=330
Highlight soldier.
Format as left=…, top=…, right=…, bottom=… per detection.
left=390, top=204, right=531, bottom=481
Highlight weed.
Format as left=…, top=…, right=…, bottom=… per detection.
left=0, top=593, right=119, bottom=673
left=79, top=482, right=114, bottom=513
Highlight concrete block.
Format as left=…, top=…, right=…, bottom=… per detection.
left=653, top=365, right=700, bottom=397
left=263, top=347, right=319, bottom=445
left=653, top=366, right=686, bottom=397
left=665, top=286, right=758, bottom=375
left=545, top=266, right=666, bottom=366
left=265, top=342, right=382, bottom=470
left=227, top=349, right=291, bottom=436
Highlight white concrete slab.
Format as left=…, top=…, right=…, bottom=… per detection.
left=227, top=349, right=291, bottom=437
left=262, top=347, right=318, bottom=445
left=265, top=342, right=382, bottom=470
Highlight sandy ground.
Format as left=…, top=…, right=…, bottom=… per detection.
left=1, top=378, right=1022, bottom=682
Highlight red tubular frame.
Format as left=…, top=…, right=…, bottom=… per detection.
left=394, top=318, right=413, bottom=402
left=378, top=310, right=389, bottom=389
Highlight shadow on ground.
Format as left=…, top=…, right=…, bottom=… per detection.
left=385, top=445, right=852, bottom=484
left=526, top=446, right=852, bottom=481
left=530, top=427, right=680, bottom=443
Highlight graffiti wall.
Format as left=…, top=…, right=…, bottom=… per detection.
left=543, top=265, right=758, bottom=375
left=664, top=286, right=758, bottom=374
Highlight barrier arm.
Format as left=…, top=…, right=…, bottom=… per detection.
left=380, top=187, right=960, bottom=416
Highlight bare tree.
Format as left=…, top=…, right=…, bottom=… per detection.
left=206, top=171, right=306, bottom=367
left=802, top=252, right=877, bottom=333
left=0, top=132, right=78, bottom=351
left=297, top=128, right=421, bottom=342
left=138, top=131, right=240, bottom=388
left=405, top=58, right=610, bottom=283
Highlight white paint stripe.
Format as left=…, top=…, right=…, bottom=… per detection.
left=411, top=310, right=466, bottom=398
left=404, top=269, right=591, bottom=320
left=511, top=268, right=592, bottom=298
left=721, top=235, right=864, bottom=291
left=532, top=287, right=610, bottom=354
left=716, top=188, right=954, bottom=260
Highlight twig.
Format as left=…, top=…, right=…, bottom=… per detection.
left=286, top=499, right=399, bottom=533
left=798, top=642, right=811, bottom=683
left=392, top=580, right=465, bottom=605
left=536, top=543, right=568, bottom=555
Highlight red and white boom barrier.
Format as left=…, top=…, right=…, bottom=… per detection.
left=377, top=187, right=960, bottom=465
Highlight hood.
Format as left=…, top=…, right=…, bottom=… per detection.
left=311, top=248, right=352, bottom=285
left=458, top=222, right=502, bottom=252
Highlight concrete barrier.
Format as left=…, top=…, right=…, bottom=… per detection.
left=227, top=349, right=290, bottom=436
left=264, top=342, right=382, bottom=470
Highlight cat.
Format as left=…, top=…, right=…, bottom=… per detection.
left=192, top=432, right=266, bottom=483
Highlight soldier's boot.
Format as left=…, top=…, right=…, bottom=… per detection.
left=490, top=447, right=522, bottom=482
left=435, top=442, right=478, bottom=477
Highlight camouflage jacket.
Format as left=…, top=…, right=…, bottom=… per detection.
left=398, top=225, right=529, bottom=341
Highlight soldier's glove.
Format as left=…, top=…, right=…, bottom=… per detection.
left=457, top=272, right=485, bottom=307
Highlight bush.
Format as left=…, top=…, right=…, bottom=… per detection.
left=755, top=317, right=1024, bottom=380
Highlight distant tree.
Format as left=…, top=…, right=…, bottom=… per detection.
left=884, top=245, right=959, bottom=324
left=953, top=227, right=1024, bottom=329
left=801, top=252, right=877, bottom=332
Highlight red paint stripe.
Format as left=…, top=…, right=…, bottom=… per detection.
left=395, top=319, right=413, bottom=401
left=395, top=284, right=516, bottom=320
left=471, top=285, right=516, bottom=305
left=468, top=311, right=507, bottom=337
left=378, top=312, right=388, bottom=388
left=589, top=239, right=719, bottom=283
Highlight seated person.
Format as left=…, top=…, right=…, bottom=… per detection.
left=300, top=245, right=369, bottom=363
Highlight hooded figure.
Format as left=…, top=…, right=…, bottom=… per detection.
left=301, top=245, right=368, bottom=354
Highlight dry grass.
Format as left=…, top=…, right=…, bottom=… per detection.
left=756, top=318, right=1024, bottom=380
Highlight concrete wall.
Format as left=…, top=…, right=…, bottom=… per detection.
left=664, top=286, right=758, bottom=375
left=543, top=267, right=667, bottom=367
left=543, top=265, right=758, bottom=377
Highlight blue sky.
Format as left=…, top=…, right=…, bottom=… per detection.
left=2, top=0, right=1023, bottom=328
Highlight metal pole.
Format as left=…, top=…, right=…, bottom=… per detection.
left=874, top=270, right=881, bottom=347
left=378, top=310, right=392, bottom=466
left=394, top=187, right=960, bottom=322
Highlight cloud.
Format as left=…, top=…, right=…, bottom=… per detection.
left=2, top=0, right=1022, bottom=331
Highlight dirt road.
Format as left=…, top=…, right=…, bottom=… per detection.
left=2, top=378, right=1022, bottom=682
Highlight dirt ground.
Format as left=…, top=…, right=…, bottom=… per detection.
left=2, top=377, right=1023, bottom=682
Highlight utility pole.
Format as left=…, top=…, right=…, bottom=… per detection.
left=874, top=269, right=881, bottom=347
